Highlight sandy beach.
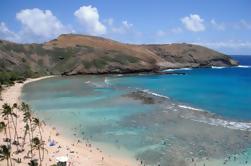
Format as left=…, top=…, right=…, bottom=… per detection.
left=0, top=76, right=137, bottom=166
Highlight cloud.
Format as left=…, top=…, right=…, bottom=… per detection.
left=16, top=8, right=71, bottom=39
left=156, top=30, right=167, bottom=37
left=104, top=18, right=114, bottom=26
left=240, top=19, right=251, bottom=30
left=110, top=20, right=134, bottom=34
left=0, top=22, right=12, bottom=35
left=74, top=5, right=106, bottom=35
left=156, top=27, right=182, bottom=37
left=122, top=21, right=133, bottom=29
left=0, top=22, right=20, bottom=41
left=104, top=18, right=134, bottom=35
left=103, top=18, right=142, bottom=43
left=170, top=27, right=183, bottom=34
left=192, top=40, right=251, bottom=49
left=210, top=19, right=225, bottom=31
left=181, top=14, right=205, bottom=32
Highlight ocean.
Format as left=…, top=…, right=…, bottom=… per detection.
left=22, top=55, right=251, bottom=166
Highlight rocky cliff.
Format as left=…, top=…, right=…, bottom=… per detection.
left=0, top=34, right=238, bottom=76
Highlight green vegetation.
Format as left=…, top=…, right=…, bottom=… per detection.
left=0, top=43, right=26, bottom=53
left=0, top=69, right=41, bottom=85
left=93, top=59, right=107, bottom=69
left=0, top=71, right=25, bottom=85
left=0, top=39, right=145, bottom=76
left=82, top=60, right=92, bottom=69
left=0, top=85, right=3, bottom=99
left=82, top=59, right=107, bottom=69
left=0, top=102, right=46, bottom=165
left=100, top=52, right=139, bottom=65
left=37, top=59, right=44, bottom=66
left=0, top=70, right=42, bottom=98
left=50, top=48, right=71, bottom=61
left=29, top=45, right=47, bottom=55
left=76, top=45, right=94, bottom=52
left=82, top=53, right=139, bottom=70
left=28, top=159, right=38, bottom=166
left=0, top=145, right=12, bottom=166
left=48, top=47, right=81, bottom=73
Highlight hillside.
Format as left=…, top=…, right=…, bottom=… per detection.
left=0, top=34, right=238, bottom=76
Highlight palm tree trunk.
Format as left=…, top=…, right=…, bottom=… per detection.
left=10, top=114, right=17, bottom=141
left=4, top=127, right=7, bottom=140
left=28, top=130, right=32, bottom=158
left=28, top=129, right=32, bottom=158
left=15, top=108, right=19, bottom=144
left=6, top=156, right=9, bottom=166
left=38, top=127, right=44, bottom=160
left=7, top=155, right=12, bottom=166
left=29, top=120, right=34, bottom=159
left=22, top=125, right=28, bottom=149
left=9, top=156, right=12, bottom=166
left=38, top=147, right=42, bottom=166
left=10, top=114, right=19, bottom=151
left=7, top=117, right=12, bottom=147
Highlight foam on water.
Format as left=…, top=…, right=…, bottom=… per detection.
left=141, top=89, right=169, bottom=99
left=182, top=114, right=251, bottom=131
left=138, top=90, right=251, bottom=132
left=163, top=67, right=192, bottom=72
left=104, top=77, right=111, bottom=85
left=85, top=78, right=111, bottom=88
left=238, top=65, right=251, bottom=68
left=211, top=66, right=226, bottom=69
left=178, top=104, right=204, bottom=111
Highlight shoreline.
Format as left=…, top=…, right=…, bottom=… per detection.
left=0, top=75, right=137, bottom=166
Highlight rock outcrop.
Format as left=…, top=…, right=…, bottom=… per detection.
left=0, top=34, right=238, bottom=76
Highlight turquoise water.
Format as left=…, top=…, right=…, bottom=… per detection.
left=22, top=56, right=251, bottom=165
left=111, top=67, right=251, bottom=120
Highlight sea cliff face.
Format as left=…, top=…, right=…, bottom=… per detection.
left=0, top=34, right=238, bottom=76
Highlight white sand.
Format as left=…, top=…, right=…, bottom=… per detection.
left=0, top=76, right=138, bottom=166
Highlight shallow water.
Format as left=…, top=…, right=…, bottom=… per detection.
left=22, top=55, right=251, bottom=165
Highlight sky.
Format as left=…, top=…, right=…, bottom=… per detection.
left=0, top=0, right=251, bottom=55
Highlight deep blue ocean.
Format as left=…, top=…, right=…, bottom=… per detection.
left=109, top=55, right=251, bottom=121
left=22, top=55, right=251, bottom=165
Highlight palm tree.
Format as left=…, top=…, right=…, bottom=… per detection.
left=2, top=103, right=19, bottom=152
left=0, top=121, right=7, bottom=140
left=0, top=85, right=3, bottom=100
left=22, top=123, right=29, bottom=149
left=22, top=102, right=34, bottom=159
left=1, top=103, right=12, bottom=147
left=28, top=137, right=47, bottom=166
left=28, top=159, right=38, bottom=166
left=0, top=145, right=12, bottom=166
left=32, top=118, right=45, bottom=160
left=12, top=103, right=19, bottom=142
left=10, top=109, right=18, bottom=148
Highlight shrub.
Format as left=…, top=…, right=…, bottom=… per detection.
left=93, top=59, right=107, bottom=69
left=82, top=61, right=92, bottom=69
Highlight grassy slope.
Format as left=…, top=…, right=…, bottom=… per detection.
left=0, top=34, right=238, bottom=77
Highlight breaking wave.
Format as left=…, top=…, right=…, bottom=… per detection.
left=85, top=78, right=111, bottom=88
left=137, top=89, right=251, bottom=131
left=186, top=116, right=251, bottom=131
left=178, top=105, right=204, bottom=111
left=211, top=66, right=226, bottom=69
left=237, top=65, right=251, bottom=68
left=141, top=89, right=169, bottom=99
left=162, top=68, right=192, bottom=72
left=178, top=104, right=251, bottom=131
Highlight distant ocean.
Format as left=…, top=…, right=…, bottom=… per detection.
left=22, top=55, right=251, bottom=165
